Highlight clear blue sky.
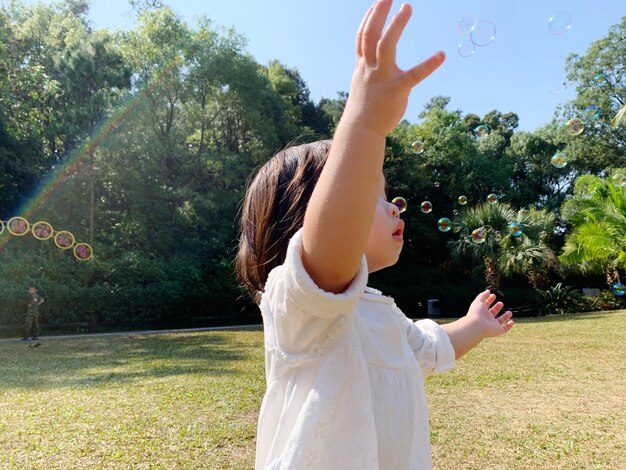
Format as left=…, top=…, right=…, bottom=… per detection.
left=16, top=0, right=626, bottom=131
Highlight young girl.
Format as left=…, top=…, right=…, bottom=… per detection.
left=236, top=1, right=514, bottom=468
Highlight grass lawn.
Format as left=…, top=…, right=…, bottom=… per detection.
left=1, top=311, right=624, bottom=469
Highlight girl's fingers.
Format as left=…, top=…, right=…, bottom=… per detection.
left=476, top=289, right=491, bottom=303
left=490, top=301, right=504, bottom=316
left=361, top=0, right=393, bottom=65
left=498, top=310, right=513, bottom=325
left=378, top=3, right=412, bottom=66
left=401, top=50, right=446, bottom=89
left=501, top=318, right=514, bottom=333
left=356, top=5, right=375, bottom=58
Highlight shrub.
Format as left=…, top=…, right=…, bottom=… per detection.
left=588, top=289, right=626, bottom=311
left=534, top=283, right=591, bottom=315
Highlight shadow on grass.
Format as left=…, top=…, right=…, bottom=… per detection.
left=0, top=331, right=262, bottom=391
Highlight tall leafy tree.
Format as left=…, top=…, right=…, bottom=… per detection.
left=560, top=16, right=626, bottom=172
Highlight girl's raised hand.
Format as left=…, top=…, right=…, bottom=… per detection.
left=342, top=0, right=446, bottom=137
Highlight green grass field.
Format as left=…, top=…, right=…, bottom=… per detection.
left=1, top=311, right=624, bottom=469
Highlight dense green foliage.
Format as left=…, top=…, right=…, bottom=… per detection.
left=0, top=1, right=624, bottom=330
left=534, top=283, right=591, bottom=315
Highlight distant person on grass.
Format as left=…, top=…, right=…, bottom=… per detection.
left=22, top=286, right=44, bottom=341
left=235, top=1, right=515, bottom=468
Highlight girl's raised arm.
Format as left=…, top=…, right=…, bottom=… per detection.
left=301, top=0, right=445, bottom=293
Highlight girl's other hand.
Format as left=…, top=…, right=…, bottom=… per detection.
left=467, top=290, right=515, bottom=338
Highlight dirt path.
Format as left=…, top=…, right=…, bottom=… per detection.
left=0, top=323, right=263, bottom=344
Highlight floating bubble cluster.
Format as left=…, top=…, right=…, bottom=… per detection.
left=456, top=15, right=496, bottom=58
left=391, top=196, right=407, bottom=213
left=420, top=201, right=433, bottom=214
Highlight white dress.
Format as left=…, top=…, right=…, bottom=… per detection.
left=255, top=229, right=456, bottom=470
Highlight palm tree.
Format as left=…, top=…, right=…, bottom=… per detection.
left=449, top=202, right=517, bottom=289
left=560, top=173, right=626, bottom=287
left=498, top=207, right=557, bottom=288
left=451, top=202, right=558, bottom=289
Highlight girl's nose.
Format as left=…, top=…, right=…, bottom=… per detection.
left=389, top=201, right=400, bottom=218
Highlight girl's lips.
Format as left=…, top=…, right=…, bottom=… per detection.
left=393, top=219, right=405, bottom=240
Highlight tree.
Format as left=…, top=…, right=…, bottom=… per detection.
left=498, top=207, right=557, bottom=288
left=560, top=173, right=626, bottom=287
left=560, top=16, right=626, bottom=171
left=449, top=202, right=518, bottom=290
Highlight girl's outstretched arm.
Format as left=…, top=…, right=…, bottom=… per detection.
left=302, top=0, right=445, bottom=293
left=442, top=290, right=515, bottom=360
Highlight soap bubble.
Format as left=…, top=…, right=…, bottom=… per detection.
left=611, top=282, right=626, bottom=296
left=437, top=218, right=452, bottom=232
left=474, top=124, right=491, bottom=139
left=456, top=14, right=476, bottom=35
left=493, top=230, right=502, bottom=242
left=470, top=20, right=496, bottom=47
left=508, top=221, right=524, bottom=237
left=434, top=181, right=440, bottom=188
left=548, top=85, right=561, bottom=95
left=487, top=193, right=498, bottom=204
left=453, top=209, right=460, bottom=216
left=551, top=152, right=569, bottom=169
left=584, top=105, right=601, bottom=120
left=458, top=40, right=475, bottom=58
left=420, top=201, right=433, bottom=214
left=458, top=195, right=468, bottom=205
left=566, top=118, right=585, bottom=136
left=594, top=73, right=609, bottom=87
left=612, top=174, right=626, bottom=187
left=547, top=11, right=573, bottom=35
left=391, top=196, right=407, bottom=213
left=411, top=140, right=425, bottom=154
left=471, top=227, right=487, bottom=243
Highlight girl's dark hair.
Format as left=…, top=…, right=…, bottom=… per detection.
left=235, top=140, right=331, bottom=302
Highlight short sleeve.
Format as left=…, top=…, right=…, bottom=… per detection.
left=405, top=318, right=455, bottom=377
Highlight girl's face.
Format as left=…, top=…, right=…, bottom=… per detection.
left=364, top=174, right=404, bottom=273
